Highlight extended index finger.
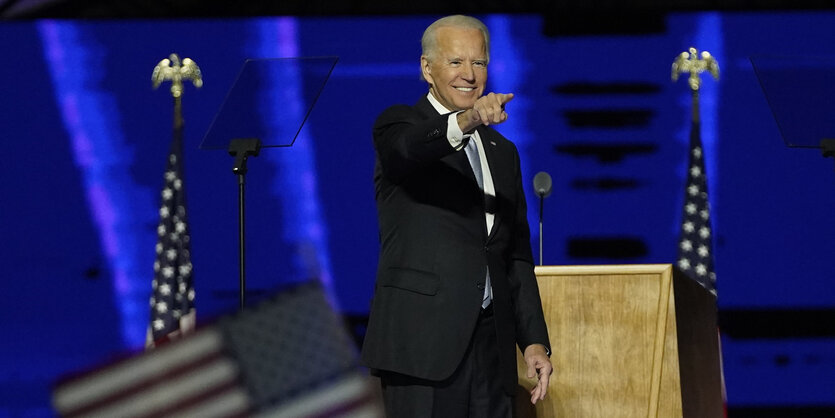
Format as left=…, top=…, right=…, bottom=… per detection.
left=497, top=92, right=514, bottom=105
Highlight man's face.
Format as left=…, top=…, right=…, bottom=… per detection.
left=421, top=26, right=487, bottom=111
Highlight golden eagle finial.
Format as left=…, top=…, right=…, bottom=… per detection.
left=152, top=53, right=203, bottom=98
left=672, top=47, right=719, bottom=91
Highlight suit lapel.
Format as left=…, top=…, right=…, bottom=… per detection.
left=415, top=96, right=504, bottom=240
left=415, top=96, right=479, bottom=184
left=414, top=95, right=437, bottom=118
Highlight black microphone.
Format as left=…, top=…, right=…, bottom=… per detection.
left=533, top=171, right=552, bottom=198
left=533, top=171, right=552, bottom=266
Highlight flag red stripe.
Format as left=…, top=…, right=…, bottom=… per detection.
left=60, top=350, right=228, bottom=417
left=134, top=379, right=250, bottom=418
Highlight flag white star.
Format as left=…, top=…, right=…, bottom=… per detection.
left=693, top=147, right=702, bottom=158
left=160, top=206, right=170, bottom=217
left=688, top=184, right=699, bottom=196
left=179, top=264, right=192, bottom=276
left=690, top=166, right=701, bottom=177
left=699, top=226, right=711, bottom=239
left=166, top=249, right=177, bottom=261
left=157, top=224, right=166, bottom=236
left=695, top=264, right=707, bottom=276
left=159, top=283, right=172, bottom=295
left=155, top=302, right=168, bottom=314
left=680, top=240, right=693, bottom=252
left=162, top=188, right=172, bottom=200
left=678, top=258, right=691, bottom=270
left=697, top=245, right=709, bottom=257
left=686, top=203, right=697, bottom=214
left=683, top=221, right=695, bottom=233
left=165, top=171, right=175, bottom=181
left=700, top=210, right=709, bottom=220
left=153, top=318, right=165, bottom=331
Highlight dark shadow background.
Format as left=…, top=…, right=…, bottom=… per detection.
left=1, top=2, right=834, bottom=416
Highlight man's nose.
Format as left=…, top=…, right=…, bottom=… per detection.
left=461, top=63, right=475, bottom=81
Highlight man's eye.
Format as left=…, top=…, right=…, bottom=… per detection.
left=474, top=61, right=487, bottom=67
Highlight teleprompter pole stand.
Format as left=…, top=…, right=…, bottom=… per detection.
left=228, top=138, right=262, bottom=310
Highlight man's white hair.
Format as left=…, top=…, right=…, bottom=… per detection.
left=420, top=15, right=490, bottom=80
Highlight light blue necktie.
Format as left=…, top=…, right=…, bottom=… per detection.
left=465, top=139, right=492, bottom=309
left=465, top=138, right=484, bottom=189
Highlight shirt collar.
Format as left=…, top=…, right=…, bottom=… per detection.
left=426, top=92, right=452, bottom=115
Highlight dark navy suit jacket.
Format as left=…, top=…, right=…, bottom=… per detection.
left=361, top=95, right=550, bottom=396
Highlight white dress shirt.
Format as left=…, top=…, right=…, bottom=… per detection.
left=426, top=93, right=496, bottom=234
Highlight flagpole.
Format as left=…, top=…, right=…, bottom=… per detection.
left=148, top=54, right=202, bottom=348
left=671, top=46, right=719, bottom=290
left=672, top=46, right=718, bottom=122
left=152, top=53, right=203, bottom=164
left=672, top=46, right=726, bottom=416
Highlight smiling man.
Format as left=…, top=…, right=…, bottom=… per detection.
left=361, top=15, right=552, bottom=417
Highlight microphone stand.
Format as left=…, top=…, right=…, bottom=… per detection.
left=537, top=193, right=545, bottom=266
left=533, top=171, right=552, bottom=267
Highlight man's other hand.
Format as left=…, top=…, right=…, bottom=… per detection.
left=523, top=343, right=552, bottom=405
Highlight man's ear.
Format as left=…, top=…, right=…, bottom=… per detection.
left=420, top=56, right=433, bottom=85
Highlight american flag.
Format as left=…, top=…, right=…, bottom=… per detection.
left=677, top=111, right=727, bottom=418
left=677, top=117, right=717, bottom=295
left=53, top=282, right=382, bottom=417
left=147, top=132, right=195, bottom=347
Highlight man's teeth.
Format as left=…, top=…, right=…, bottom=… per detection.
left=455, top=87, right=474, bottom=92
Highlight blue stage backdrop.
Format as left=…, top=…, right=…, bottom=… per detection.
left=0, top=12, right=834, bottom=415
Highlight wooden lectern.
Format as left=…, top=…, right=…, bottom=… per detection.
left=516, top=264, right=723, bottom=418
